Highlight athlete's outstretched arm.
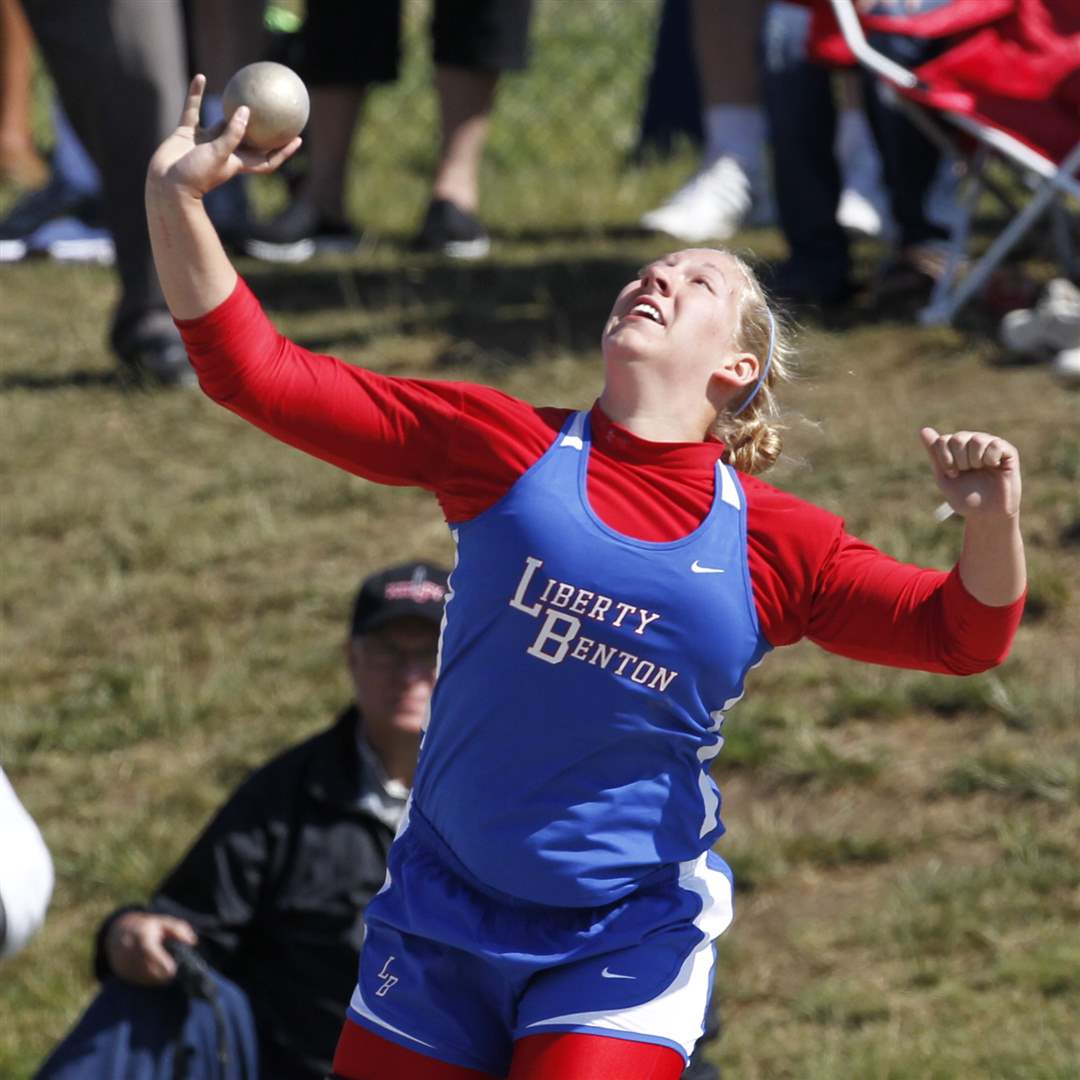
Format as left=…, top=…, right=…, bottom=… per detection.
left=795, top=428, right=1025, bottom=675
left=145, top=75, right=301, bottom=320
left=920, top=427, right=1025, bottom=608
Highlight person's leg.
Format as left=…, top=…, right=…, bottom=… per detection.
left=694, top=0, right=768, bottom=181
left=430, top=66, right=497, bottom=215
left=0, top=0, right=49, bottom=187
left=507, top=1032, right=678, bottom=1075
left=858, top=31, right=952, bottom=295
left=834, top=70, right=891, bottom=238
left=640, top=0, right=771, bottom=242
left=0, top=99, right=104, bottom=257
left=239, top=0, right=398, bottom=261
left=516, top=852, right=731, bottom=1080
left=510, top=1033, right=684, bottom=1079
left=682, top=994, right=721, bottom=1079
left=22, top=0, right=193, bottom=383
left=299, top=85, right=366, bottom=223
left=429, top=0, right=533, bottom=209
left=761, top=0, right=852, bottom=302
left=186, top=0, right=267, bottom=96
left=634, top=0, right=704, bottom=160
left=330, top=1019, right=500, bottom=1080
left=185, top=0, right=268, bottom=238
left=412, top=0, right=532, bottom=257
left=861, top=31, right=948, bottom=251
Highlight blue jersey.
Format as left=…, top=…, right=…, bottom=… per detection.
left=412, top=411, right=771, bottom=908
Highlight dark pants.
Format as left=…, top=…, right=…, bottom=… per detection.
left=34, top=973, right=258, bottom=1080
left=22, top=0, right=187, bottom=343
left=296, top=0, right=534, bottom=86
left=761, top=2, right=947, bottom=284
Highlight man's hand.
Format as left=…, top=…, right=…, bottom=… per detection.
left=146, top=74, right=301, bottom=201
left=105, top=911, right=198, bottom=986
left=920, top=427, right=1022, bottom=520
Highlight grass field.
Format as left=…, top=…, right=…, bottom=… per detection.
left=2, top=2, right=1078, bottom=1077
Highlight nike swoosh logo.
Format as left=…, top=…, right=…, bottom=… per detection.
left=601, top=967, right=636, bottom=980
left=690, top=561, right=725, bottom=574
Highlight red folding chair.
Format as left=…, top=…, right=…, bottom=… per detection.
left=809, top=0, right=1080, bottom=324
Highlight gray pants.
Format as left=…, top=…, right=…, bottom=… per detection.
left=23, top=0, right=187, bottom=342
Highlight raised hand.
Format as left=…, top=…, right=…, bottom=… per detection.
left=920, top=427, right=1022, bottom=520
left=147, top=74, right=301, bottom=200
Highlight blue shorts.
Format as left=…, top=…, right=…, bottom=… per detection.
left=346, top=805, right=735, bottom=1076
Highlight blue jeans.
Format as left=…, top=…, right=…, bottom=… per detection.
left=35, top=972, right=259, bottom=1080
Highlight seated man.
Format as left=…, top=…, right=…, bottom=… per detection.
left=35, top=561, right=450, bottom=1080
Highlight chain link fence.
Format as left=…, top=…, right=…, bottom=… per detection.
left=327, top=0, right=702, bottom=237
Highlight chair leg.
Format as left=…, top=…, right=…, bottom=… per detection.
left=920, top=176, right=1071, bottom=325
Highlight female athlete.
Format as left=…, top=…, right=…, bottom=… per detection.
left=145, top=79, right=1026, bottom=1080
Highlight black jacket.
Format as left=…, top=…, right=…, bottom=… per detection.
left=94, top=707, right=395, bottom=1080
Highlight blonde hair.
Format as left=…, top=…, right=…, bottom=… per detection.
left=710, top=251, right=794, bottom=475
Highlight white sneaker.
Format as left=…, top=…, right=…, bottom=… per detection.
left=640, top=156, right=755, bottom=242
left=1052, top=346, right=1080, bottom=386
left=837, top=187, right=886, bottom=237
left=999, top=277, right=1080, bottom=355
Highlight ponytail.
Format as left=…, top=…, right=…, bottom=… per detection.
left=711, top=253, right=793, bottom=475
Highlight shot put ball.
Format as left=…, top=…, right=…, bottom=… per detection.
left=222, top=61, right=310, bottom=151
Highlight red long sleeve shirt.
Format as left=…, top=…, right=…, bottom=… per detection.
left=177, top=278, right=1023, bottom=675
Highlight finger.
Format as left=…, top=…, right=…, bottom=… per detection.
left=211, top=105, right=250, bottom=160
left=179, top=74, right=207, bottom=131
left=242, top=136, right=303, bottom=174
left=955, top=432, right=991, bottom=471
left=921, top=427, right=957, bottom=478
left=957, top=433, right=997, bottom=472
left=139, top=932, right=178, bottom=981
left=147, top=946, right=177, bottom=982
left=161, top=917, right=199, bottom=945
left=979, top=440, right=1003, bottom=468
left=984, top=438, right=1016, bottom=470
left=264, top=136, right=303, bottom=171
left=946, top=432, right=975, bottom=473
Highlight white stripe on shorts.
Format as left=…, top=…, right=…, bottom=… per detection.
left=349, top=983, right=438, bottom=1049
left=523, top=852, right=734, bottom=1058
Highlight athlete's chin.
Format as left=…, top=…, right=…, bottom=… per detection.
left=602, top=330, right=654, bottom=365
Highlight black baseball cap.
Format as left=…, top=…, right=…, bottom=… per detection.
left=350, top=561, right=450, bottom=637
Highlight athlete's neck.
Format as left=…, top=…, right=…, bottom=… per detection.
left=597, top=385, right=712, bottom=444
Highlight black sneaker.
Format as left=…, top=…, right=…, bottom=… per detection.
left=112, top=310, right=197, bottom=388
left=240, top=200, right=361, bottom=264
left=411, top=199, right=490, bottom=259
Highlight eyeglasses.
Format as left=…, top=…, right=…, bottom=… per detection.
left=362, top=637, right=438, bottom=670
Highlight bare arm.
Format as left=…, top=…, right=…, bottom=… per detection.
left=920, top=427, right=1025, bottom=607
left=789, top=429, right=1025, bottom=674
left=145, top=74, right=301, bottom=320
